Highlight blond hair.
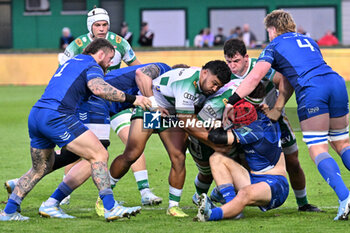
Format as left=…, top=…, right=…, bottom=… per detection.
left=264, top=9, right=296, bottom=36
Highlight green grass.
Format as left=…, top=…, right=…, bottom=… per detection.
left=1, top=85, right=350, bottom=232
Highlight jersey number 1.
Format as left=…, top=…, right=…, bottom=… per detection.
left=54, top=62, right=69, bottom=78
left=296, top=39, right=315, bottom=52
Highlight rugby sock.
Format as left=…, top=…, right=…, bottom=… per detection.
left=134, top=170, right=150, bottom=193
left=293, top=188, right=308, bottom=206
left=109, top=171, right=119, bottom=190
left=218, top=183, right=236, bottom=203
left=4, top=193, right=22, bottom=214
left=99, top=188, right=115, bottom=211
left=46, top=182, right=73, bottom=206
left=315, top=152, right=350, bottom=201
left=169, top=186, right=182, bottom=208
left=340, top=146, right=350, bottom=171
left=208, top=207, right=223, bottom=221
left=194, top=174, right=211, bottom=195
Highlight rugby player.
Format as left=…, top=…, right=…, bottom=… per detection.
left=0, top=39, right=150, bottom=222
left=196, top=100, right=289, bottom=221
left=109, top=60, right=231, bottom=217
left=223, top=9, right=350, bottom=220
left=216, top=38, right=319, bottom=212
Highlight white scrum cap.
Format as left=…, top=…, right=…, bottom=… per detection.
left=87, top=7, right=110, bottom=35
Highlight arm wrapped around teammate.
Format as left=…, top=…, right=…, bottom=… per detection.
left=208, top=127, right=236, bottom=145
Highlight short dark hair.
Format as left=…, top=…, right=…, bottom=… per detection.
left=223, top=39, right=246, bottom=58
left=82, top=38, right=114, bottom=55
left=202, top=60, right=231, bottom=84
left=171, top=64, right=190, bottom=69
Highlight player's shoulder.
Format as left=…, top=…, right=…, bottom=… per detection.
left=106, top=32, right=128, bottom=46
left=72, top=33, right=90, bottom=48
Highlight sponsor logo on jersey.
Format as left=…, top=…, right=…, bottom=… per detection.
left=64, top=50, right=70, bottom=57
left=116, top=35, right=122, bottom=43
left=82, top=37, right=87, bottom=42
left=205, top=105, right=217, bottom=118
left=75, top=38, right=83, bottom=47
left=155, top=85, right=161, bottom=92
left=110, top=34, right=115, bottom=40
left=193, top=81, right=197, bottom=88
left=184, top=92, right=195, bottom=101
left=222, top=98, right=228, bottom=105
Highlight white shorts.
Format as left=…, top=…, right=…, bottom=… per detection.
left=110, top=108, right=132, bottom=135
left=85, top=123, right=110, bottom=140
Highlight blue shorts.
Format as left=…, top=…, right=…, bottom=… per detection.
left=28, top=107, right=88, bottom=149
left=250, top=173, right=289, bottom=211
left=296, top=74, right=349, bottom=122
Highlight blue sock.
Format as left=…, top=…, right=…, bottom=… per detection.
left=209, top=207, right=223, bottom=221
left=341, top=146, right=350, bottom=171
left=99, top=188, right=115, bottom=211
left=218, top=184, right=236, bottom=203
left=4, top=193, right=22, bottom=214
left=4, top=199, right=19, bottom=214
left=51, top=182, right=73, bottom=203
left=316, top=152, right=350, bottom=201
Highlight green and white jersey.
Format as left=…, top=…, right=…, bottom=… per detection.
left=231, top=58, right=277, bottom=109
left=198, top=79, right=243, bottom=121
left=152, top=68, right=202, bottom=114
left=60, top=32, right=136, bottom=71
left=189, top=79, right=243, bottom=162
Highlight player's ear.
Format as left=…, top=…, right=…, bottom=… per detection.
left=97, top=50, right=106, bottom=61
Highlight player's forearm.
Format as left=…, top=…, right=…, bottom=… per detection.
left=274, top=75, right=294, bottom=110
left=135, top=65, right=160, bottom=97
left=234, top=61, right=271, bottom=101
left=88, top=78, right=130, bottom=103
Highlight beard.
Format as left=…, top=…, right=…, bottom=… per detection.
left=98, top=61, right=109, bottom=73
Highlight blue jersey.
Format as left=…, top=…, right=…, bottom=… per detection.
left=257, top=32, right=336, bottom=91
left=105, top=62, right=171, bottom=115
left=34, top=54, right=104, bottom=114
left=233, top=112, right=282, bottom=172
left=77, top=62, right=171, bottom=123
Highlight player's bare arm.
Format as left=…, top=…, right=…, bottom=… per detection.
left=128, top=59, right=142, bottom=66
left=264, top=72, right=294, bottom=121
left=176, top=113, right=231, bottom=153
left=88, top=77, right=151, bottom=109
left=135, top=64, right=161, bottom=97
left=88, top=77, right=126, bottom=102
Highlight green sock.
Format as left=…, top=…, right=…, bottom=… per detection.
left=296, top=196, right=308, bottom=207
left=137, top=179, right=150, bottom=191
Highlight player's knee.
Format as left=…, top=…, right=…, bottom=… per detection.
left=92, top=148, right=109, bottom=162
left=209, top=153, right=223, bottom=166
left=169, top=151, right=186, bottom=168
left=236, top=188, right=251, bottom=205
left=122, top=147, right=143, bottom=164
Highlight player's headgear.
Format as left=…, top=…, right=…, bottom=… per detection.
left=87, top=7, right=110, bottom=36
left=232, top=99, right=257, bottom=126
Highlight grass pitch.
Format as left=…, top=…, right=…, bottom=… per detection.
left=1, top=85, right=350, bottom=232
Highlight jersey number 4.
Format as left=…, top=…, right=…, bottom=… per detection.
left=296, top=39, right=315, bottom=52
